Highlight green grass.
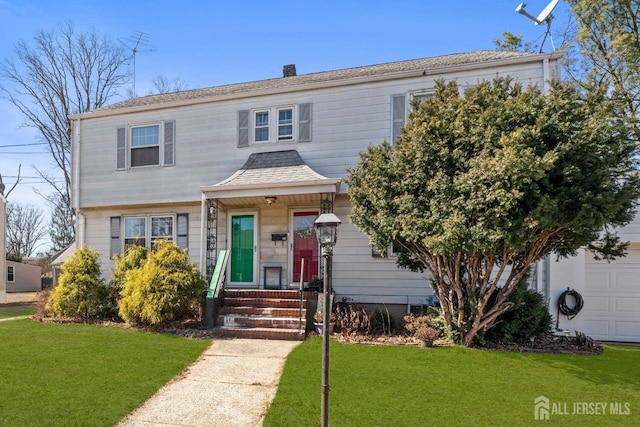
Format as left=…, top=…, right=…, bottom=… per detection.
left=0, top=319, right=211, bottom=427
left=0, top=306, right=34, bottom=319
left=265, top=337, right=640, bottom=427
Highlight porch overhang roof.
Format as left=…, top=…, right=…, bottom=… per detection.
left=200, top=150, right=341, bottom=200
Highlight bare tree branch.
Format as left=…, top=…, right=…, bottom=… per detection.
left=0, top=22, right=131, bottom=251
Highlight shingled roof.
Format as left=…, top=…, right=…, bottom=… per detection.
left=91, top=50, right=548, bottom=114
left=215, top=150, right=330, bottom=188
left=200, top=150, right=341, bottom=200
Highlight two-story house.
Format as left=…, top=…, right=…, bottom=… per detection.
left=69, top=49, right=640, bottom=342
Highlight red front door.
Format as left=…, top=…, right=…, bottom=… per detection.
left=292, top=211, right=319, bottom=283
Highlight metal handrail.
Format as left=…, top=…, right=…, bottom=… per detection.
left=205, top=250, right=229, bottom=328
left=299, top=258, right=305, bottom=335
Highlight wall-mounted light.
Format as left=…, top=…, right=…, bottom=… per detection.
left=265, top=196, right=277, bottom=205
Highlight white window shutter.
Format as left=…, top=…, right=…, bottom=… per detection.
left=110, top=216, right=121, bottom=257
left=391, top=94, right=406, bottom=143
left=164, top=120, right=175, bottom=166
left=116, top=127, right=127, bottom=170
left=238, top=110, right=250, bottom=147
left=298, top=103, right=312, bottom=142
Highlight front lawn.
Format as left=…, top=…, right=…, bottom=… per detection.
left=0, top=305, right=34, bottom=319
left=265, top=337, right=639, bottom=426
left=0, top=319, right=211, bottom=426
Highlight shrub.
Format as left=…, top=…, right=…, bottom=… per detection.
left=403, top=314, right=439, bottom=341
left=482, top=285, right=553, bottom=344
left=118, top=240, right=206, bottom=326
left=46, top=246, right=106, bottom=319
left=106, top=245, right=148, bottom=318
left=334, top=303, right=371, bottom=335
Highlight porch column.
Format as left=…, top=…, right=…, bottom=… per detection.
left=205, top=198, right=219, bottom=282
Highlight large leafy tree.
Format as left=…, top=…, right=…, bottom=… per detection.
left=347, top=77, right=639, bottom=346
left=564, top=0, right=640, bottom=139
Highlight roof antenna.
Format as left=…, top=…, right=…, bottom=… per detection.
left=122, top=31, right=156, bottom=96
left=515, top=0, right=559, bottom=53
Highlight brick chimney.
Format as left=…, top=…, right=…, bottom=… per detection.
left=283, top=64, right=297, bottom=77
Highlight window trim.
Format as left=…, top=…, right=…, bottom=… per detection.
left=410, top=90, right=434, bottom=109
left=7, top=265, right=15, bottom=283
left=251, top=105, right=296, bottom=144
left=117, top=120, right=174, bottom=170
left=277, top=107, right=294, bottom=141
left=130, top=123, right=161, bottom=168
left=123, top=214, right=176, bottom=250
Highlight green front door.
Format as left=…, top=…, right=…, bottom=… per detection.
left=230, top=214, right=255, bottom=286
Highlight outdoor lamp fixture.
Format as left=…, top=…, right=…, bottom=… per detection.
left=314, top=213, right=341, bottom=246
left=314, top=213, right=341, bottom=427
left=265, top=196, right=277, bottom=205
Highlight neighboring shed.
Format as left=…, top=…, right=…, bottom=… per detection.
left=6, top=260, right=42, bottom=292
left=50, top=243, right=76, bottom=287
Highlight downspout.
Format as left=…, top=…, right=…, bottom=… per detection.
left=199, top=194, right=207, bottom=275
left=542, top=57, right=551, bottom=94
left=72, top=118, right=82, bottom=247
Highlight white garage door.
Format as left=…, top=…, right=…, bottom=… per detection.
left=584, top=247, right=640, bottom=342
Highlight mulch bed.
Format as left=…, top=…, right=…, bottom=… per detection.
left=333, top=330, right=603, bottom=355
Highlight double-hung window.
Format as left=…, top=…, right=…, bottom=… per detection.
left=237, top=104, right=311, bottom=147
left=116, top=120, right=175, bottom=170
left=7, top=265, right=15, bottom=282
left=131, top=125, right=160, bottom=167
left=124, top=215, right=174, bottom=249
left=151, top=216, right=174, bottom=245
left=124, top=217, right=147, bottom=247
left=277, top=108, right=293, bottom=141
left=254, top=111, right=270, bottom=143
left=111, top=214, right=188, bottom=257
left=252, top=107, right=294, bottom=143
left=412, top=92, right=433, bottom=107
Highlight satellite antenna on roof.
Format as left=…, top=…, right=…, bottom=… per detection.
left=515, top=0, right=559, bottom=53
left=122, top=31, right=156, bottom=96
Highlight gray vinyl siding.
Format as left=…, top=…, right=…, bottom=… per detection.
left=331, top=196, right=431, bottom=304
left=76, top=60, right=550, bottom=209
left=81, top=204, right=202, bottom=279
left=73, top=56, right=556, bottom=302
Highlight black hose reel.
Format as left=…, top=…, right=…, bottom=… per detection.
left=555, top=287, right=584, bottom=331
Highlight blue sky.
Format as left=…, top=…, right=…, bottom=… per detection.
left=0, top=0, right=570, bottom=214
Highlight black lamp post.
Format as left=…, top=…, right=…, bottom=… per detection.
left=314, top=213, right=341, bottom=427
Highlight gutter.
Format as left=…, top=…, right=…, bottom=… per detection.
left=70, top=52, right=565, bottom=120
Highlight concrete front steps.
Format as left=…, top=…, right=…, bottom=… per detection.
left=212, top=289, right=313, bottom=340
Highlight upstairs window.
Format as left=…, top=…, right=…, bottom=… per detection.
left=254, top=111, right=270, bottom=143
left=277, top=108, right=293, bottom=140
left=116, top=121, right=175, bottom=170
left=238, top=104, right=311, bottom=147
left=131, top=125, right=160, bottom=167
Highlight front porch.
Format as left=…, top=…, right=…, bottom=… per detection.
left=199, top=150, right=340, bottom=339
left=200, top=150, right=341, bottom=291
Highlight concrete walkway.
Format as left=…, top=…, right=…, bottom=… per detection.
left=116, top=338, right=301, bottom=427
